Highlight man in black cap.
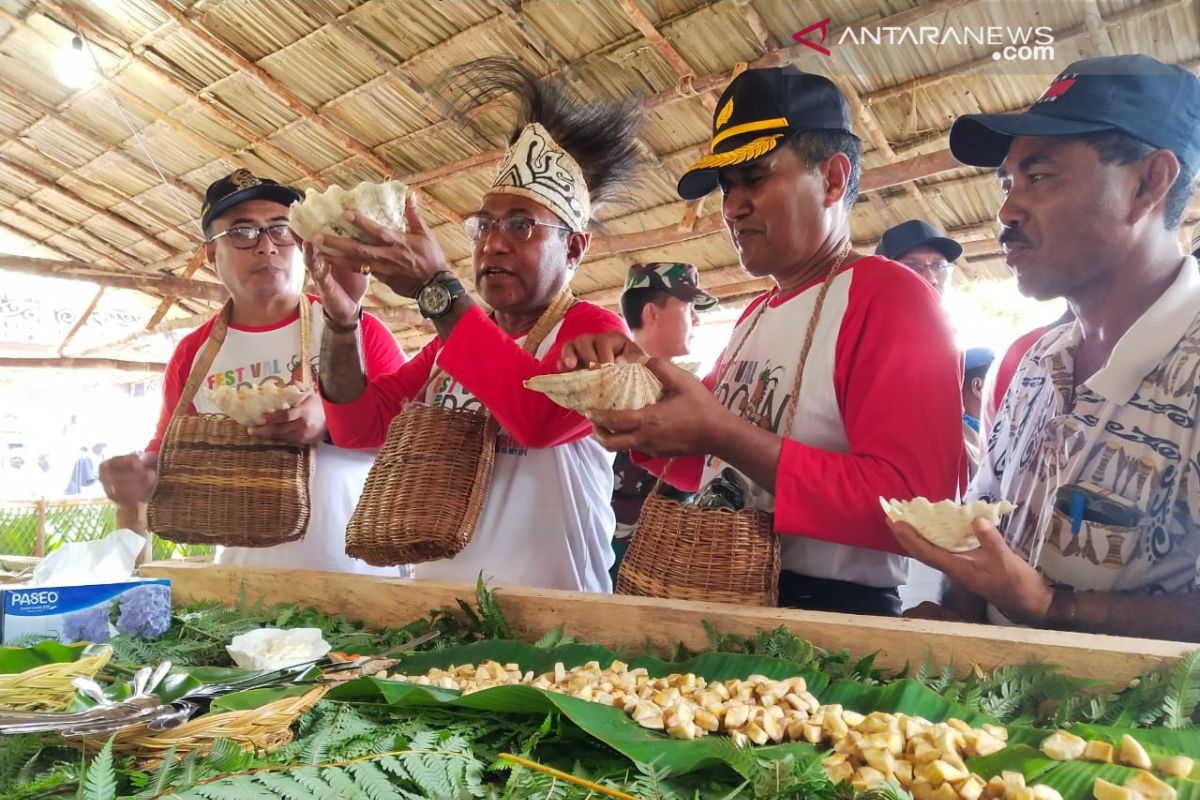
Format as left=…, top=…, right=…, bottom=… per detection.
left=564, top=65, right=966, bottom=615
left=98, top=170, right=406, bottom=575
left=875, top=219, right=963, bottom=298
left=891, top=54, right=1200, bottom=642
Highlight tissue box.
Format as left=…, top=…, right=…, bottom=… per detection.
left=0, top=579, right=171, bottom=645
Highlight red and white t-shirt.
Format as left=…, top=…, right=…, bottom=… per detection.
left=649, top=256, right=966, bottom=588
left=149, top=296, right=406, bottom=574
left=324, top=301, right=627, bottom=592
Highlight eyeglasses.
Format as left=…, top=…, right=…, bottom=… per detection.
left=464, top=214, right=571, bottom=243
left=209, top=223, right=296, bottom=249
left=901, top=260, right=953, bottom=277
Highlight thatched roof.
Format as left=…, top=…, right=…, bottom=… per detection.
left=0, top=0, right=1197, bottom=363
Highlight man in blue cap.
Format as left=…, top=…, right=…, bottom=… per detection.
left=876, top=220, right=963, bottom=298
left=564, top=65, right=966, bottom=615
left=960, top=347, right=994, bottom=477
left=891, top=55, right=1200, bottom=642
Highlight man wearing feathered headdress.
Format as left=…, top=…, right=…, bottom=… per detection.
left=309, top=59, right=642, bottom=592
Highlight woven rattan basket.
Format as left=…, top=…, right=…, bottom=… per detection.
left=345, top=290, right=574, bottom=567
left=346, top=406, right=499, bottom=566
left=79, top=685, right=327, bottom=763
left=615, top=496, right=781, bottom=606
left=150, top=414, right=313, bottom=546
left=0, top=646, right=112, bottom=712
left=613, top=245, right=852, bottom=608
left=148, top=299, right=314, bottom=547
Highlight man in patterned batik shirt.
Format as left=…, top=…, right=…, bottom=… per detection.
left=891, top=55, right=1200, bottom=642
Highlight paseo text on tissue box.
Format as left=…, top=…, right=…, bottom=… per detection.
left=0, top=579, right=171, bottom=645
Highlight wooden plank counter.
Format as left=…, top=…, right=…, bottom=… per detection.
left=140, top=561, right=1195, bottom=688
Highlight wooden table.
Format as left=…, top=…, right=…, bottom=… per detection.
left=140, top=561, right=1196, bottom=688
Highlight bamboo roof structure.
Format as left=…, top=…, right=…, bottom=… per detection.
left=1, top=0, right=1198, bottom=365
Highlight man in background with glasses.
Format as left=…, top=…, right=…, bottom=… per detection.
left=99, top=170, right=406, bottom=575
left=874, top=219, right=962, bottom=299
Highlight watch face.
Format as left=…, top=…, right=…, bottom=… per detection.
left=421, top=282, right=452, bottom=316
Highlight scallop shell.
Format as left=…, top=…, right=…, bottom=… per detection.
left=288, top=180, right=408, bottom=242
left=879, top=496, right=1016, bottom=552
left=206, top=381, right=312, bottom=427
left=524, top=363, right=663, bottom=414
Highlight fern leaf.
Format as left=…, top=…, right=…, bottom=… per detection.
left=80, top=737, right=116, bottom=800
left=533, top=624, right=566, bottom=649
left=1163, top=649, right=1200, bottom=728
left=252, top=771, right=314, bottom=800
left=203, top=739, right=250, bottom=774
left=347, top=762, right=404, bottom=800
left=320, top=765, right=360, bottom=798
left=288, top=766, right=332, bottom=797
left=139, top=743, right=179, bottom=799
left=301, top=726, right=332, bottom=766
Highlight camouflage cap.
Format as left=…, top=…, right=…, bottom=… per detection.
left=622, top=262, right=718, bottom=310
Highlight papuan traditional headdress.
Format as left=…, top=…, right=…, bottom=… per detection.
left=443, top=58, right=644, bottom=233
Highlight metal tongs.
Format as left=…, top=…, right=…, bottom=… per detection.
left=0, top=661, right=181, bottom=737
left=0, top=628, right=441, bottom=738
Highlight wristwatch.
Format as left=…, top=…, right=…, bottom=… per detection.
left=416, top=273, right=466, bottom=319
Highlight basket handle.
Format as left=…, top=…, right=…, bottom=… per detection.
left=413, top=288, right=576, bottom=415
left=169, top=296, right=314, bottom=424
left=646, top=244, right=851, bottom=500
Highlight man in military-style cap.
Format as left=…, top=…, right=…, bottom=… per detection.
left=565, top=65, right=966, bottom=616
left=620, top=261, right=717, bottom=358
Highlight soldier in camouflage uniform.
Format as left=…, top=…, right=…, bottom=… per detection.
left=611, top=262, right=717, bottom=579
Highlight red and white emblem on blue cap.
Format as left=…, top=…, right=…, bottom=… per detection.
left=1035, top=74, right=1078, bottom=105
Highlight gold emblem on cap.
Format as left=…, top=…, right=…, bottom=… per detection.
left=709, top=117, right=788, bottom=152
left=687, top=134, right=783, bottom=172
left=716, top=98, right=734, bottom=130
left=230, top=169, right=262, bottom=190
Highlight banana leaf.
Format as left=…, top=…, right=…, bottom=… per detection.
left=819, top=678, right=995, bottom=727
left=0, top=640, right=98, bottom=674
left=392, top=639, right=830, bottom=690
left=334, top=640, right=831, bottom=775
left=1033, top=758, right=1199, bottom=800
left=209, top=684, right=315, bottom=713
left=968, top=744, right=1200, bottom=800
left=1066, top=723, right=1200, bottom=761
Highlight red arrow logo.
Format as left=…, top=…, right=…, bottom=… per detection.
left=792, top=18, right=832, bottom=55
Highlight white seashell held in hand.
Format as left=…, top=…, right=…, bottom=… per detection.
left=879, top=496, right=1015, bottom=552
left=524, top=363, right=663, bottom=414
left=289, top=180, right=408, bottom=242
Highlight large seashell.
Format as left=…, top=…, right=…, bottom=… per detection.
left=524, top=363, right=663, bottom=414
left=206, top=380, right=312, bottom=426
left=879, top=496, right=1015, bottom=552
left=288, top=180, right=408, bottom=242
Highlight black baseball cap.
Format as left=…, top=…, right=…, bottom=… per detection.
left=677, top=65, right=854, bottom=200
left=201, top=169, right=303, bottom=233
left=949, top=54, right=1200, bottom=172
left=876, top=219, right=962, bottom=263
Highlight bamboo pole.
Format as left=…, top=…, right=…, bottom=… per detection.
left=0, top=155, right=177, bottom=258
left=145, top=0, right=463, bottom=226
left=57, top=287, right=106, bottom=356
left=0, top=255, right=229, bottom=302
left=0, top=357, right=167, bottom=372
